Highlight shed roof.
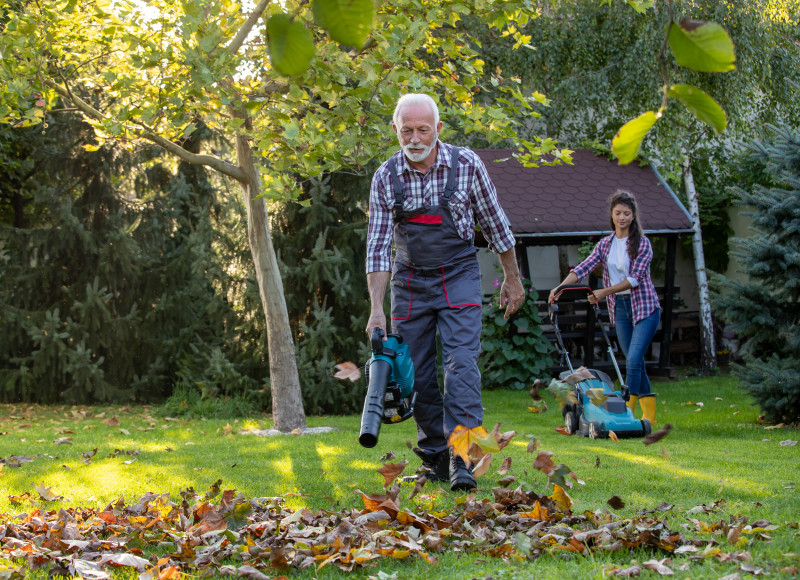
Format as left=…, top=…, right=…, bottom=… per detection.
left=474, top=148, right=693, bottom=241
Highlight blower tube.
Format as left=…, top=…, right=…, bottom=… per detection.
left=358, top=358, right=392, bottom=448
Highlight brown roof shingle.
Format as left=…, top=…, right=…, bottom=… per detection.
left=474, top=148, right=693, bottom=239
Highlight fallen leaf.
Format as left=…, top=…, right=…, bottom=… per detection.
left=779, top=440, right=797, bottom=446
left=36, top=483, right=63, bottom=502
left=53, top=437, right=72, bottom=445
left=529, top=378, right=547, bottom=400
left=609, top=564, right=642, bottom=577
left=104, top=417, right=120, bottom=426
left=642, top=558, right=674, bottom=575
left=554, top=425, right=571, bottom=435
left=333, top=361, right=361, bottom=382
left=643, top=423, right=672, bottom=445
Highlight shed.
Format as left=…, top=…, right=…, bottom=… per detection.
left=473, top=148, right=695, bottom=375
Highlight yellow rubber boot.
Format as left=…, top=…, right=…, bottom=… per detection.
left=626, top=394, right=638, bottom=412
left=639, top=395, right=657, bottom=426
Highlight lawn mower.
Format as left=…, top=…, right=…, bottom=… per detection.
left=549, top=285, right=651, bottom=439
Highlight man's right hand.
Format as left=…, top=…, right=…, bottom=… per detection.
left=365, top=311, right=387, bottom=340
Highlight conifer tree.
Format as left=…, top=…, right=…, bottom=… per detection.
left=712, top=121, right=800, bottom=423
left=272, top=173, right=370, bottom=414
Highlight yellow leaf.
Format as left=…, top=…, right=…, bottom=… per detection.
left=448, top=425, right=489, bottom=466
left=551, top=484, right=573, bottom=512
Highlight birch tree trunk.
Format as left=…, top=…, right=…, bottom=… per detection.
left=235, top=131, right=307, bottom=432
left=682, top=156, right=717, bottom=372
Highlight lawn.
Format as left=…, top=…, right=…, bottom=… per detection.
left=0, top=372, right=798, bottom=579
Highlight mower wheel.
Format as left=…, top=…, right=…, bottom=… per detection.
left=564, top=410, right=578, bottom=435
left=641, top=419, right=651, bottom=436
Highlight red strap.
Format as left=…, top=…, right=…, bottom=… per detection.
left=407, top=214, right=443, bottom=225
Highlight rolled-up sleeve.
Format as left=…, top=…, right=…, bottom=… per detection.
left=468, top=151, right=516, bottom=254
left=366, top=165, right=394, bottom=273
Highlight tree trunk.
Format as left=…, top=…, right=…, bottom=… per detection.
left=682, top=156, right=717, bottom=372
left=235, top=134, right=307, bottom=432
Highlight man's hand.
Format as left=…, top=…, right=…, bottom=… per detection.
left=500, top=276, right=525, bottom=319
left=365, top=311, right=387, bottom=339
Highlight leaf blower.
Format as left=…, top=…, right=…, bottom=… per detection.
left=358, top=328, right=416, bottom=448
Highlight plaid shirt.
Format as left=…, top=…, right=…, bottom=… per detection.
left=572, top=234, right=661, bottom=325
left=366, top=142, right=515, bottom=273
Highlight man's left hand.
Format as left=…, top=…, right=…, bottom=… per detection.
left=500, top=277, right=525, bottom=319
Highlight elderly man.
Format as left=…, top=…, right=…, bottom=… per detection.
left=365, top=93, right=524, bottom=491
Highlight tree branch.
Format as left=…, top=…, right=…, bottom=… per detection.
left=228, top=0, right=270, bottom=57
left=42, top=78, right=248, bottom=183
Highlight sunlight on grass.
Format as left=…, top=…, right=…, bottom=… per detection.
left=599, top=447, right=770, bottom=494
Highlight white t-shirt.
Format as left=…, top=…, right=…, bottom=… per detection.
left=607, top=236, right=638, bottom=294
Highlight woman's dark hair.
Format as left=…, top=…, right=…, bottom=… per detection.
left=609, top=190, right=643, bottom=260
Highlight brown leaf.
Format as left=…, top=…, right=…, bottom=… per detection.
left=610, top=564, right=642, bottom=577
left=409, top=476, right=426, bottom=500
left=497, top=456, right=512, bottom=475
left=642, top=558, right=674, bottom=575
left=527, top=437, right=540, bottom=453
left=376, top=461, right=407, bottom=488
left=333, top=362, right=361, bottom=382
left=607, top=495, right=626, bottom=509
left=643, top=423, right=673, bottom=446
left=104, top=417, right=120, bottom=426
left=36, top=483, right=63, bottom=502
left=554, top=425, right=571, bottom=436
left=472, top=453, right=493, bottom=478
left=489, top=422, right=516, bottom=450
left=205, top=478, right=222, bottom=499
left=609, top=430, right=619, bottom=442
left=564, top=366, right=595, bottom=385
left=533, top=451, right=556, bottom=474
left=53, top=437, right=72, bottom=445
left=529, top=378, right=547, bottom=400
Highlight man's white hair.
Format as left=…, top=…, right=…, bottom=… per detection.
left=393, top=93, right=439, bottom=127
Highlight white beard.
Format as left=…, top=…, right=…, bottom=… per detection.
left=401, top=134, right=437, bottom=163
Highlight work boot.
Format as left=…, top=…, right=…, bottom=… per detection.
left=413, top=447, right=449, bottom=482
left=449, top=449, right=477, bottom=492
left=626, top=394, right=639, bottom=412
left=639, top=394, right=657, bottom=426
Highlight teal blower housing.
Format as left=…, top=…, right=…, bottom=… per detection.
left=358, top=328, right=416, bottom=448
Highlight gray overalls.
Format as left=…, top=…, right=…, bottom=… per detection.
left=388, top=148, right=483, bottom=454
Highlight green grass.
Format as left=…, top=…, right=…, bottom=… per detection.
left=0, top=373, right=798, bottom=578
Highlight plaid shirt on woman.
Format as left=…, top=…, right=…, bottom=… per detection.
left=366, top=142, right=515, bottom=273
left=572, top=233, right=661, bottom=325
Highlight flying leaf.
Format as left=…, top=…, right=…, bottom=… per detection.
left=497, top=456, right=512, bottom=475
left=643, top=423, right=673, bottom=446
left=376, top=461, right=407, bottom=488
left=668, top=84, right=727, bottom=134
left=267, top=13, right=315, bottom=77
left=548, top=464, right=576, bottom=489
left=488, top=423, right=516, bottom=450
left=608, top=495, right=626, bottom=509
left=448, top=425, right=489, bottom=466
left=547, top=379, right=578, bottom=409
left=554, top=425, right=571, bottom=436
left=612, top=111, right=659, bottom=165
left=528, top=399, right=548, bottom=413
left=527, top=437, right=540, bottom=453
left=472, top=453, right=493, bottom=478
left=409, top=477, right=426, bottom=500
left=609, top=430, right=619, bottom=442
left=668, top=19, right=735, bottom=73
left=312, top=0, right=375, bottom=49
left=563, top=367, right=594, bottom=385
left=586, top=389, right=609, bottom=407
left=532, top=451, right=556, bottom=474
left=333, top=361, right=361, bottom=382
left=529, top=378, right=547, bottom=400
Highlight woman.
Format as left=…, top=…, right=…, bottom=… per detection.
left=549, top=190, right=661, bottom=425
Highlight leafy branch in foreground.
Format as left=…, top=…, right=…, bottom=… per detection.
left=612, top=2, right=735, bottom=164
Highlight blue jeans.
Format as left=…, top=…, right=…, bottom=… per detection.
left=614, top=296, right=660, bottom=396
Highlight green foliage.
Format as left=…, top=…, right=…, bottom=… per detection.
left=711, top=121, right=800, bottom=423
left=480, top=279, right=554, bottom=391
left=272, top=174, right=370, bottom=414
left=0, top=112, right=261, bottom=404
